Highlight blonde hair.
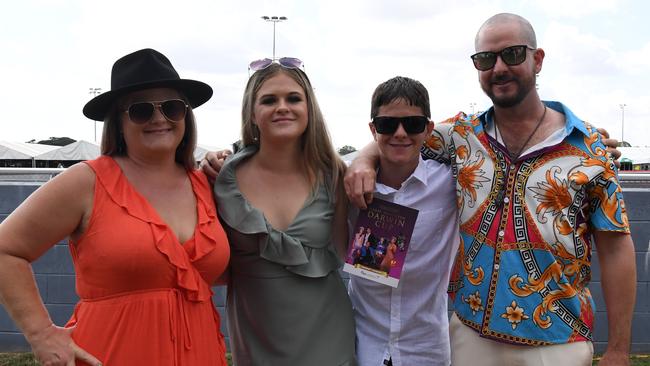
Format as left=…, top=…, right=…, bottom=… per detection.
left=241, top=63, right=346, bottom=194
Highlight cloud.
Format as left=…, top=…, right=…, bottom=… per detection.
left=1, top=0, right=648, bottom=149
left=617, top=41, right=650, bottom=76
left=531, top=0, right=620, bottom=17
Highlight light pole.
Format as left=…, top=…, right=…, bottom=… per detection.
left=619, top=103, right=626, bottom=145
left=261, top=16, right=287, bottom=60
left=469, top=102, right=477, bottom=114
left=89, top=88, right=102, bottom=142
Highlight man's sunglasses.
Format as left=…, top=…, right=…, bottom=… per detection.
left=470, top=45, right=535, bottom=71
left=248, top=57, right=304, bottom=73
left=124, top=99, right=188, bottom=124
left=372, top=116, right=429, bottom=135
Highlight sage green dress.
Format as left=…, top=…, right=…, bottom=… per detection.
left=214, top=146, right=357, bottom=366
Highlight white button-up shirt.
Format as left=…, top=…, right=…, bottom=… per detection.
left=348, top=157, right=459, bottom=366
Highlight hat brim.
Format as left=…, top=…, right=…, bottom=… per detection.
left=82, top=79, right=213, bottom=121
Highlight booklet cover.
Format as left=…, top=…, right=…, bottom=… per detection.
left=343, top=198, right=419, bottom=288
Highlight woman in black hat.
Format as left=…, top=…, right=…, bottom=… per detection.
left=0, top=49, right=230, bottom=365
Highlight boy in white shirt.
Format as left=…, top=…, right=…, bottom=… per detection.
left=348, top=76, right=459, bottom=366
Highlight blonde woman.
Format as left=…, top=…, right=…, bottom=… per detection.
left=213, top=59, right=356, bottom=365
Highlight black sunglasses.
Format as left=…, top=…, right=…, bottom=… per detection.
left=124, top=99, right=188, bottom=124
left=470, top=45, right=536, bottom=71
left=372, top=116, right=429, bottom=135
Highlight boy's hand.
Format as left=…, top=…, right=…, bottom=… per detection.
left=344, top=156, right=377, bottom=209
left=597, top=127, right=621, bottom=168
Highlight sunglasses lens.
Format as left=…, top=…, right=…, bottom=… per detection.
left=501, top=45, right=527, bottom=65
left=278, top=57, right=303, bottom=69
left=161, top=100, right=187, bottom=121
left=402, top=116, right=428, bottom=134
left=128, top=102, right=154, bottom=124
left=373, top=117, right=399, bottom=134
left=471, top=52, right=496, bottom=71
left=249, top=58, right=273, bottom=71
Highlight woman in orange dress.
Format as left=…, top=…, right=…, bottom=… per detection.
left=379, top=237, right=398, bottom=272
left=0, top=48, right=230, bottom=365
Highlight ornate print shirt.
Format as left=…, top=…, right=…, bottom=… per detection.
left=422, top=101, right=630, bottom=346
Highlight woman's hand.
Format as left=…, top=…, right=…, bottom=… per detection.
left=28, top=324, right=102, bottom=366
left=199, top=150, right=232, bottom=183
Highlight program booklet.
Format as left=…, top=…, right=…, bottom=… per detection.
left=343, top=198, right=418, bottom=288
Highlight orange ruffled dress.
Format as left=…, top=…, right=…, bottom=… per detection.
left=65, top=156, right=230, bottom=365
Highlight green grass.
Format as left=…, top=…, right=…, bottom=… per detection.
left=592, top=355, right=650, bottom=366
left=0, top=353, right=233, bottom=365
left=1, top=353, right=647, bottom=365
left=0, top=353, right=37, bottom=366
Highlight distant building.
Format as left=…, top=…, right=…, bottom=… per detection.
left=619, top=146, right=650, bottom=171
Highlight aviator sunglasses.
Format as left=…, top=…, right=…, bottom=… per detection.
left=470, top=45, right=535, bottom=71
left=124, top=99, right=188, bottom=124
left=372, top=116, right=429, bottom=135
left=248, top=57, right=304, bottom=73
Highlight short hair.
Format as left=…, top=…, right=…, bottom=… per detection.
left=240, top=63, right=346, bottom=193
left=100, top=93, right=198, bottom=170
left=370, top=76, right=431, bottom=119
left=475, top=13, right=537, bottom=50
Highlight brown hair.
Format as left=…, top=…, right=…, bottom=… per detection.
left=240, top=63, right=346, bottom=194
left=370, top=76, right=431, bottom=119
left=100, top=93, right=197, bottom=170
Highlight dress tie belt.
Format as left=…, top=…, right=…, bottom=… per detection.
left=168, top=289, right=193, bottom=365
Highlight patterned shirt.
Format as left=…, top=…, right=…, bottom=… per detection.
left=422, top=101, right=630, bottom=346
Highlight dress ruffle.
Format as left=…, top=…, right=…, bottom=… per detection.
left=91, top=156, right=219, bottom=301
left=214, top=147, right=342, bottom=278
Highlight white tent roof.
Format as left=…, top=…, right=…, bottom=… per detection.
left=341, top=150, right=359, bottom=166
left=0, top=141, right=59, bottom=159
left=194, top=143, right=223, bottom=162
left=619, top=147, right=650, bottom=165
left=1, top=140, right=225, bottom=163
left=35, top=140, right=100, bottom=161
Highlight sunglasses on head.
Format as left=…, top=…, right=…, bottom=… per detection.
left=124, top=99, right=188, bottom=124
left=470, top=45, right=535, bottom=71
left=248, top=57, right=304, bottom=73
left=372, top=116, right=429, bottom=135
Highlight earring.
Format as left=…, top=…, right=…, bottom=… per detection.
left=252, top=124, right=260, bottom=142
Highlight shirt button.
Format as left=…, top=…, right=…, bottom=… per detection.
left=498, top=230, right=505, bottom=237
left=503, top=197, right=510, bottom=204
left=494, top=264, right=500, bottom=270
left=510, top=164, right=516, bottom=170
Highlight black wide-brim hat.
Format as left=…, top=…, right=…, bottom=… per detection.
left=83, top=48, right=213, bottom=121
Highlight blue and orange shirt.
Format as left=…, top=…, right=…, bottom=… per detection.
left=422, top=101, right=629, bottom=346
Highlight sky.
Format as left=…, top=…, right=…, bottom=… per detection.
left=2, top=0, right=649, bottom=151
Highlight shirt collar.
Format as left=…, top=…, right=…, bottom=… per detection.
left=478, top=100, right=590, bottom=137
left=376, top=156, right=428, bottom=194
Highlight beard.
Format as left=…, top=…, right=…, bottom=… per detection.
left=482, top=72, right=536, bottom=108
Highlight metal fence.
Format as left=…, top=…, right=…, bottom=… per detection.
left=0, top=169, right=649, bottom=353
